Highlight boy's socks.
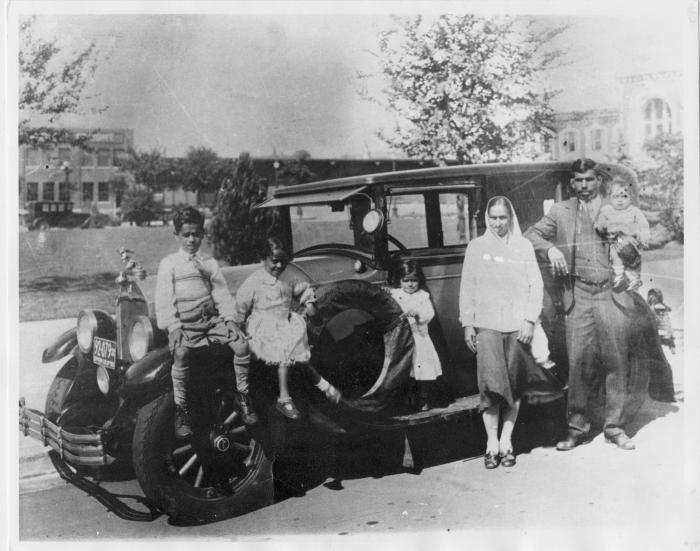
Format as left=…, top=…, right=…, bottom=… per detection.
left=233, top=354, right=251, bottom=394
left=171, top=362, right=190, bottom=407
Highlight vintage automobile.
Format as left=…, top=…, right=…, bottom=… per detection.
left=19, top=161, right=645, bottom=525
left=23, top=200, right=93, bottom=230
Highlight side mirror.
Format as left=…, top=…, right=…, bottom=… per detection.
left=361, top=209, right=385, bottom=233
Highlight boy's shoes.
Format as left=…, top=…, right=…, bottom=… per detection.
left=238, top=393, right=259, bottom=425
left=276, top=398, right=301, bottom=420
left=174, top=405, right=193, bottom=439
left=323, top=384, right=342, bottom=404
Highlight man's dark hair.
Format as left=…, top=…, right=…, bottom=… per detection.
left=571, top=158, right=598, bottom=175
left=173, top=206, right=205, bottom=234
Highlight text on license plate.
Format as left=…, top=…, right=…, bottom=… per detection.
left=93, top=337, right=116, bottom=369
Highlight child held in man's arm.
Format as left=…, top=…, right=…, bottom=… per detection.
left=594, top=179, right=651, bottom=292
left=155, top=207, right=257, bottom=439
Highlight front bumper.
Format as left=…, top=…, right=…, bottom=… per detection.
left=19, top=398, right=115, bottom=467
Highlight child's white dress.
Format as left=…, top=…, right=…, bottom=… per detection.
left=390, top=288, right=442, bottom=381
left=234, top=269, right=314, bottom=367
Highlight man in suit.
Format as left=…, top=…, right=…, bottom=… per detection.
left=524, top=158, right=637, bottom=451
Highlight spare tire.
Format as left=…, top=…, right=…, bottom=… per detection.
left=307, top=280, right=414, bottom=414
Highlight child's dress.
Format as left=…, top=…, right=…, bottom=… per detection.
left=390, top=288, right=442, bottom=381
left=234, top=269, right=314, bottom=367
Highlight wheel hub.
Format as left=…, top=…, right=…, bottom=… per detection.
left=212, top=435, right=230, bottom=452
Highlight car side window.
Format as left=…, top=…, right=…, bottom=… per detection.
left=385, top=194, right=428, bottom=249
left=440, top=192, right=478, bottom=246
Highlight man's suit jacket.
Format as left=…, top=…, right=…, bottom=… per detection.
left=523, top=197, right=632, bottom=313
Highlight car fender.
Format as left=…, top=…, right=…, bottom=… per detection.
left=42, top=328, right=78, bottom=363
left=121, top=346, right=172, bottom=400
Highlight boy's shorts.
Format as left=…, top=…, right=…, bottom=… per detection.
left=169, top=317, right=236, bottom=351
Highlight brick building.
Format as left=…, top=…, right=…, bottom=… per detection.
left=19, top=129, right=134, bottom=214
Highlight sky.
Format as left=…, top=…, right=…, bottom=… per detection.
left=14, top=4, right=688, bottom=159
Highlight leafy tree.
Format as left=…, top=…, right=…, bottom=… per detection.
left=117, top=147, right=175, bottom=193
left=180, top=146, right=229, bottom=195
left=639, top=133, right=684, bottom=242
left=366, top=15, right=565, bottom=163
left=120, top=188, right=158, bottom=226
left=19, top=17, right=103, bottom=148
left=209, top=152, right=282, bottom=265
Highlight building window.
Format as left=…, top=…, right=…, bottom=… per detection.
left=26, top=148, right=42, bottom=166
left=58, top=147, right=71, bottom=164
left=565, top=131, right=576, bottom=152
left=590, top=129, right=602, bottom=151
left=26, top=182, right=38, bottom=201
left=97, top=149, right=112, bottom=166
left=113, top=149, right=127, bottom=166
left=80, top=150, right=96, bottom=166
left=98, top=182, right=109, bottom=202
left=644, top=98, right=672, bottom=137
left=42, top=182, right=55, bottom=201
left=58, top=182, right=71, bottom=201
left=541, top=134, right=551, bottom=154
left=82, top=181, right=94, bottom=202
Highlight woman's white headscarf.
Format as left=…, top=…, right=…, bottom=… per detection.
left=484, top=195, right=521, bottom=240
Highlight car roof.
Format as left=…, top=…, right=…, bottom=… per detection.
left=270, top=160, right=634, bottom=201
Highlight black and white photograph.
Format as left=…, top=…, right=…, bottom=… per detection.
left=5, top=0, right=700, bottom=548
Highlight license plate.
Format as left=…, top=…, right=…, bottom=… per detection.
left=93, top=337, right=116, bottom=369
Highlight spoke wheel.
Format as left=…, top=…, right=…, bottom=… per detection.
left=132, top=391, right=273, bottom=525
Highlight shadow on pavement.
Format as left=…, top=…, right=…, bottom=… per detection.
left=272, top=401, right=566, bottom=500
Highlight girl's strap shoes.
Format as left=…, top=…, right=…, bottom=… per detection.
left=276, top=398, right=301, bottom=420
left=484, top=451, right=500, bottom=469
left=499, top=449, right=516, bottom=467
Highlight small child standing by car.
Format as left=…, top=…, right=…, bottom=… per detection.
left=234, top=237, right=341, bottom=419
left=389, top=260, right=442, bottom=411
left=155, top=206, right=257, bottom=439
left=594, top=178, right=651, bottom=292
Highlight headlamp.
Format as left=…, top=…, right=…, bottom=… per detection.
left=128, top=316, right=154, bottom=362
left=76, top=310, right=99, bottom=353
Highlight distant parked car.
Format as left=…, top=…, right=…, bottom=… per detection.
left=23, top=201, right=91, bottom=230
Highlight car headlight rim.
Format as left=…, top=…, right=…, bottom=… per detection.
left=77, top=310, right=98, bottom=353
left=96, top=365, right=111, bottom=395
left=129, top=315, right=154, bottom=362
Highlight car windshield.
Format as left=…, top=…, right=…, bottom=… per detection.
left=291, top=204, right=368, bottom=252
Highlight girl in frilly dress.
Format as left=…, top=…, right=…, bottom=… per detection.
left=234, top=237, right=341, bottom=419
left=389, top=260, right=442, bottom=411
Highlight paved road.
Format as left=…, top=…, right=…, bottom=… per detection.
left=13, top=245, right=697, bottom=546
left=14, top=379, right=692, bottom=545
